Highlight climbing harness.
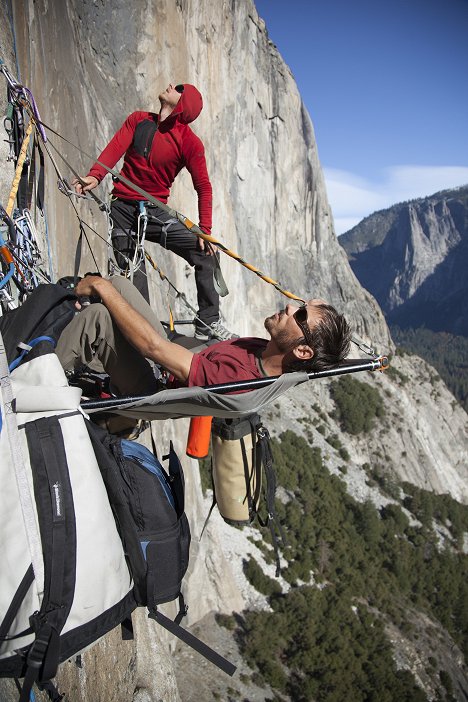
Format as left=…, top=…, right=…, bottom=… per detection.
left=108, top=200, right=148, bottom=281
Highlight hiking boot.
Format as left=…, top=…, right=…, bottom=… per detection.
left=194, top=319, right=238, bottom=341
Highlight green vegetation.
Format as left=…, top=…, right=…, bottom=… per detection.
left=243, top=558, right=282, bottom=596
left=330, top=375, right=385, bottom=434
left=325, top=432, right=350, bottom=461
left=236, top=431, right=468, bottom=701
left=391, top=326, right=468, bottom=412
left=402, top=481, right=468, bottom=546
left=241, top=590, right=427, bottom=702
left=385, top=364, right=410, bottom=385
left=198, top=455, right=212, bottom=495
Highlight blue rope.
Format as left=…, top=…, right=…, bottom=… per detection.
left=0, top=261, right=15, bottom=289
left=8, top=335, right=56, bottom=371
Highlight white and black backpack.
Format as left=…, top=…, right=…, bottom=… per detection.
left=0, top=284, right=234, bottom=701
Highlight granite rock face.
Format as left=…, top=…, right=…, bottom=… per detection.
left=3, top=0, right=390, bottom=347
left=340, top=186, right=468, bottom=334
left=0, top=1, right=466, bottom=701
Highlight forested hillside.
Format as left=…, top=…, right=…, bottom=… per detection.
left=223, top=430, right=468, bottom=701
left=339, top=186, right=468, bottom=414
left=391, top=327, right=468, bottom=412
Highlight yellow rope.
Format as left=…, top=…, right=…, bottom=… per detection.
left=6, top=121, right=34, bottom=217
left=177, top=214, right=306, bottom=303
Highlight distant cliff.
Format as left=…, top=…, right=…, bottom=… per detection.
left=339, top=186, right=468, bottom=335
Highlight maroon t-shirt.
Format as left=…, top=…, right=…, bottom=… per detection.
left=187, top=337, right=268, bottom=387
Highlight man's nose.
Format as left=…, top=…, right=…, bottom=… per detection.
left=285, top=304, right=298, bottom=316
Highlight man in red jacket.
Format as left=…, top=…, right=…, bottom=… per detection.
left=73, top=83, right=230, bottom=341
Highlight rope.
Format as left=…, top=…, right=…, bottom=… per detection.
left=38, top=135, right=101, bottom=274
left=144, top=250, right=200, bottom=322
left=1, top=61, right=54, bottom=281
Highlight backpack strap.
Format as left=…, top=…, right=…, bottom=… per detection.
left=148, top=608, right=236, bottom=677
left=256, top=425, right=287, bottom=576
left=36, top=680, right=65, bottom=701
left=163, top=440, right=185, bottom=516
left=19, top=417, right=77, bottom=701
left=199, top=488, right=216, bottom=540
left=0, top=565, right=34, bottom=642
left=8, top=335, right=56, bottom=371
left=243, top=415, right=264, bottom=521
left=132, top=118, right=159, bottom=160
left=16, top=678, right=65, bottom=702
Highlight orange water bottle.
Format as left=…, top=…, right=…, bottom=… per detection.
left=186, top=416, right=213, bottom=458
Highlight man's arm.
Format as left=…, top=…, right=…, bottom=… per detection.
left=73, top=112, right=142, bottom=194
left=184, top=135, right=213, bottom=251
left=75, top=276, right=194, bottom=382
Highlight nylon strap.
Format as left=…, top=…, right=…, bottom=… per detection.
left=0, top=564, right=34, bottom=641
left=148, top=609, right=236, bottom=676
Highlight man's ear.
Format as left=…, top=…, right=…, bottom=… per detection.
left=292, top=344, right=314, bottom=361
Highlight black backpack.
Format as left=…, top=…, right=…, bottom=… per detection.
left=0, top=282, right=76, bottom=365
left=87, top=424, right=191, bottom=611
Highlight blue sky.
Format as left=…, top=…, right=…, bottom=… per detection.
left=255, top=0, right=468, bottom=234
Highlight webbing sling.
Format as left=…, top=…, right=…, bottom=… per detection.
left=0, top=565, right=34, bottom=643
left=148, top=608, right=236, bottom=676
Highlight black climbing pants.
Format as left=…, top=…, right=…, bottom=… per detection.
left=110, top=198, right=219, bottom=326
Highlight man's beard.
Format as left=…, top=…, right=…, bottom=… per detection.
left=264, top=316, right=299, bottom=354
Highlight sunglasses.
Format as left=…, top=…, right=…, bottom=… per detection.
left=293, top=306, right=314, bottom=347
left=175, top=84, right=184, bottom=94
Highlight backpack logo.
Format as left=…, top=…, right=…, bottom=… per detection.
left=52, top=481, right=64, bottom=521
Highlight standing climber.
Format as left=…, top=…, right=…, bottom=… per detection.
left=73, top=82, right=231, bottom=340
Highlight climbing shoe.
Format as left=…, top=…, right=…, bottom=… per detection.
left=194, top=319, right=238, bottom=341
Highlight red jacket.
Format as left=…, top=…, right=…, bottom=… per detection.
left=88, top=84, right=212, bottom=233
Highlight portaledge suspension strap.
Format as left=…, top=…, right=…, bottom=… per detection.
left=148, top=608, right=236, bottom=676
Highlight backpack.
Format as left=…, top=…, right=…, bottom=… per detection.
left=0, top=282, right=76, bottom=363
left=87, top=424, right=191, bottom=611
left=208, top=414, right=286, bottom=575
left=0, top=284, right=236, bottom=700
left=0, top=341, right=136, bottom=701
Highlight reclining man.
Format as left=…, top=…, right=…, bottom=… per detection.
left=56, top=275, right=351, bottom=396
